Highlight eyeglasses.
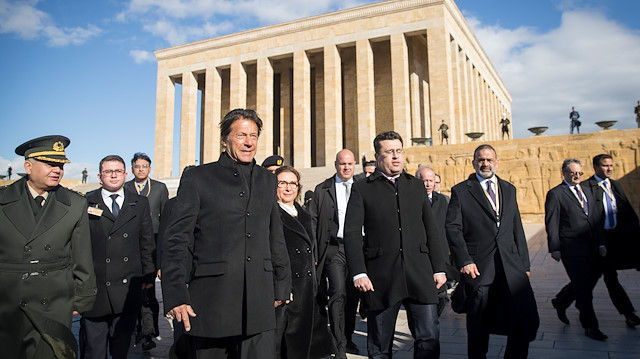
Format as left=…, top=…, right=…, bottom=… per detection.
left=277, top=181, right=299, bottom=189
left=564, top=171, right=583, bottom=176
left=101, top=169, right=125, bottom=176
left=133, top=164, right=149, bottom=169
left=381, top=149, right=404, bottom=156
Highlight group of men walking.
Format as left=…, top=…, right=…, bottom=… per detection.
left=1, top=107, right=638, bottom=359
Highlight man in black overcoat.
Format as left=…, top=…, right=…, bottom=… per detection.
left=81, top=155, right=156, bottom=358
left=162, top=109, right=291, bottom=359
left=553, top=154, right=640, bottom=328
left=0, top=135, right=96, bottom=359
left=308, top=149, right=359, bottom=358
left=546, top=158, right=607, bottom=341
left=344, top=131, right=448, bottom=359
left=446, top=144, right=539, bottom=358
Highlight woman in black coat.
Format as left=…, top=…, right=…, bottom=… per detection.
left=275, top=166, right=335, bottom=359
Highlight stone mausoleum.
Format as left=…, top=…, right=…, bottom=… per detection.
left=153, top=0, right=511, bottom=177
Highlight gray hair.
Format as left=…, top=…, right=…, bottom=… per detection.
left=562, top=158, right=581, bottom=172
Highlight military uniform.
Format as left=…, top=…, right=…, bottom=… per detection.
left=0, top=136, right=97, bottom=359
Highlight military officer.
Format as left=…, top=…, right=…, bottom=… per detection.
left=0, top=135, right=97, bottom=359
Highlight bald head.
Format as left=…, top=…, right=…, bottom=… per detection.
left=415, top=166, right=436, bottom=195
left=335, top=149, right=356, bottom=181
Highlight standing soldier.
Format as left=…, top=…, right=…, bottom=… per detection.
left=438, top=120, right=449, bottom=145
left=0, top=135, right=97, bottom=359
left=634, top=101, right=640, bottom=128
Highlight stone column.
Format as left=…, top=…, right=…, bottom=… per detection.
left=426, top=26, right=453, bottom=146
left=230, top=62, right=247, bottom=109
left=180, top=71, right=198, bottom=172
left=410, top=72, right=421, bottom=138
left=390, top=33, right=411, bottom=142
left=356, top=39, right=376, bottom=159
left=422, top=79, right=431, bottom=139
left=256, top=57, right=274, bottom=160
left=280, top=67, right=292, bottom=163
left=202, top=67, right=222, bottom=165
left=154, top=74, right=175, bottom=178
left=324, top=44, right=343, bottom=163
left=450, top=39, right=461, bottom=144
left=293, top=50, right=311, bottom=168
left=461, top=54, right=471, bottom=134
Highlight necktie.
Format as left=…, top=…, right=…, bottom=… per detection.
left=343, top=182, right=351, bottom=201
left=110, top=194, right=120, bottom=218
left=486, top=181, right=496, bottom=206
left=35, top=196, right=44, bottom=207
left=429, top=195, right=432, bottom=204
left=575, top=185, right=588, bottom=215
left=603, top=180, right=616, bottom=228
left=136, top=182, right=145, bottom=193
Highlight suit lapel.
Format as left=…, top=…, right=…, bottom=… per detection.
left=30, top=189, right=69, bottom=241
left=110, top=193, right=137, bottom=235
left=1, top=179, right=37, bottom=240
left=466, top=175, right=496, bottom=220
left=560, top=184, right=586, bottom=215
left=280, top=207, right=312, bottom=245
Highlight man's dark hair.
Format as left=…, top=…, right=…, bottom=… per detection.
left=99, top=155, right=126, bottom=172
left=220, top=109, right=263, bottom=142
left=592, top=154, right=613, bottom=168
left=131, top=152, right=152, bottom=166
left=373, top=131, right=403, bottom=154
left=562, top=158, right=581, bottom=173
left=473, top=144, right=497, bottom=160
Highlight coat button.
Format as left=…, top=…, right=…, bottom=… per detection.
left=123, top=257, right=129, bottom=262
left=19, top=300, right=26, bottom=308
left=44, top=244, right=51, bottom=251
left=295, top=272, right=300, bottom=278
left=239, top=192, right=245, bottom=197
left=123, top=233, right=128, bottom=238
left=306, top=248, right=311, bottom=253
left=246, top=212, right=250, bottom=217
left=41, top=270, right=48, bottom=276
left=106, top=281, right=111, bottom=286
left=41, top=298, right=48, bottom=305
left=307, top=271, right=312, bottom=277
left=246, top=233, right=251, bottom=238
left=122, top=278, right=128, bottom=284
left=24, top=245, right=31, bottom=252
left=22, top=273, right=29, bottom=280
left=246, top=256, right=251, bottom=261
left=234, top=172, right=239, bottom=177
left=295, top=249, right=301, bottom=254
left=106, top=258, right=111, bottom=263
left=107, top=236, right=111, bottom=240
left=399, top=248, right=403, bottom=252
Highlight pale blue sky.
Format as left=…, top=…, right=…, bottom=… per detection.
left=1, top=0, right=639, bottom=181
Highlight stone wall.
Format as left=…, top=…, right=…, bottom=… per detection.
left=405, top=128, right=640, bottom=222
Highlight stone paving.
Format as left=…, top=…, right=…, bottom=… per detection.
left=73, top=223, right=640, bottom=358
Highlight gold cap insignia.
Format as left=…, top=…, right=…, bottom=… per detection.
left=53, top=141, right=64, bottom=152
left=277, top=159, right=283, bottom=165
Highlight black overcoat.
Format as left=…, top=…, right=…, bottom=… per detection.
left=124, top=178, right=168, bottom=234
left=0, top=178, right=97, bottom=358
left=343, top=170, right=448, bottom=311
left=446, top=174, right=539, bottom=341
left=161, top=152, right=291, bottom=338
left=308, top=176, right=339, bottom=277
left=276, top=202, right=335, bottom=359
left=84, top=188, right=155, bottom=317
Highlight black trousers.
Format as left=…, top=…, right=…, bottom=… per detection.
left=138, top=285, right=160, bottom=337
left=323, top=243, right=355, bottom=351
left=80, top=312, right=137, bottom=359
left=555, top=255, right=600, bottom=329
left=187, top=330, right=275, bottom=359
left=555, top=254, right=635, bottom=317
left=466, top=272, right=529, bottom=359
left=366, top=299, right=439, bottom=359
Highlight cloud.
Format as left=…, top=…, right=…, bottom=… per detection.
left=0, top=0, right=101, bottom=46
left=468, top=9, right=640, bottom=138
left=118, top=0, right=370, bottom=45
left=130, top=49, right=155, bottom=63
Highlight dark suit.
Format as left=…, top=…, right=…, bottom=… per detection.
left=430, top=191, right=457, bottom=315
left=545, top=181, right=604, bottom=329
left=275, top=202, right=335, bottom=359
left=446, top=174, right=538, bottom=359
left=0, top=178, right=96, bottom=359
left=81, top=188, right=155, bottom=359
left=344, top=170, right=448, bottom=358
left=161, top=152, right=291, bottom=357
left=555, top=176, right=639, bottom=317
left=124, top=178, right=168, bottom=339
left=308, top=175, right=359, bottom=353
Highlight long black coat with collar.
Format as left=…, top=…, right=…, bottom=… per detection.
left=308, top=175, right=340, bottom=277
left=545, top=181, right=604, bottom=257
left=584, top=176, right=640, bottom=269
left=446, top=174, right=538, bottom=339
left=277, top=202, right=334, bottom=359
left=161, top=152, right=291, bottom=338
left=124, top=178, right=168, bottom=234
left=84, top=188, right=155, bottom=317
left=343, top=170, right=448, bottom=311
left=0, top=178, right=97, bottom=358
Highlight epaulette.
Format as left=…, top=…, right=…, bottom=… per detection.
left=61, top=185, right=86, bottom=197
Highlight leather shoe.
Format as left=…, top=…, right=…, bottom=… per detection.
left=584, top=328, right=608, bottom=341
left=334, top=349, right=347, bottom=359
left=141, top=335, right=156, bottom=350
left=551, top=298, right=569, bottom=325
left=625, top=313, right=640, bottom=328
left=346, top=340, right=359, bottom=354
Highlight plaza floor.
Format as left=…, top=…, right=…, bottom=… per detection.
left=74, top=223, right=640, bottom=358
